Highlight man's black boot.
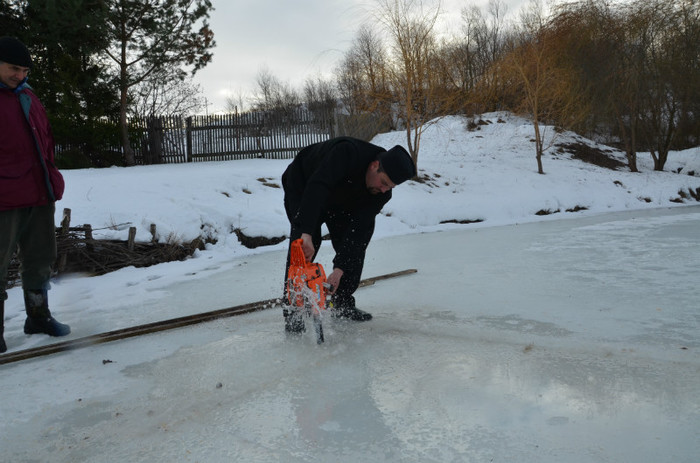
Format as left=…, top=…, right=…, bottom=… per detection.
left=333, top=306, right=373, bottom=321
left=283, top=308, right=305, bottom=334
left=330, top=294, right=372, bottom=321
left=1, top=300, right=6, bottom=353
left=23, top=289, right=70, bottom=337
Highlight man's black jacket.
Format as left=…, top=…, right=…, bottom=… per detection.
left=282, top=137, right=391, bottom=270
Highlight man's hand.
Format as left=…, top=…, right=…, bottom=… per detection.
left=326, top=268, right=344, bottom=294
left=300, top=233, right=315, bottom=261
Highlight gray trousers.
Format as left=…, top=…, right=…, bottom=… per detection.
left=0, top=204, right=57, bottom=301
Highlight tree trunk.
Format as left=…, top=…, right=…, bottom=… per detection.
left=533, top=119, right=545, bottom=174
left=120, top=86, right=136, bottom=166
left=654, top=116, right=676, bottom=171
left=615, top=112, right=638, bottom=173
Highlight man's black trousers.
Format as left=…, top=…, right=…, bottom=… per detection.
left=284, top=208, right=373, bottom=309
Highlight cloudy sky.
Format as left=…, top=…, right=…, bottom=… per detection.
left=192, top=0, right=531, bottom=113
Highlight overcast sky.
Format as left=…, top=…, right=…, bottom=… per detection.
left=192, top=0, right=531, bottom=114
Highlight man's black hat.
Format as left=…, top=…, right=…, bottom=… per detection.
left=379, top=145, right=416, bottom=185
left=0, top=36, right=33, bottom=68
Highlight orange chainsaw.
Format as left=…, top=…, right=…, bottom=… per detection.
left=284, top=238, right=330, bottom=343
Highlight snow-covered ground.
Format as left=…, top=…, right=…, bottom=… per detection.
left=1, top=113, right=699, bottom=462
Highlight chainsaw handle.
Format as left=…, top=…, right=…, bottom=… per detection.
left=299, top=233, right=315, bottom=261
left=325, top=267, right=343, bottom=295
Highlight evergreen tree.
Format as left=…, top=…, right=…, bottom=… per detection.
left=103, top=0, right=215, bottom=165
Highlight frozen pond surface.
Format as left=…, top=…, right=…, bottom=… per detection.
left=1, top=206, right=699, bottom=462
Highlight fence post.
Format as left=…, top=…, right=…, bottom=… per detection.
left=186, top=116, right=193, bottom=162
left=146, top=116, right=163, bottom=164
left=332, top=108, right=339, bottom=138
left=57, top=208, right=71, bottom=272
left=127, top=227, right=137, bottom=251
left=84, top=224, right=94, bottom=253
left=61, top=208, right=71, bottom=234
left=150, top=223, right=157, bottom=243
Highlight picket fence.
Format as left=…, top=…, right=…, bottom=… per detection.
left=134, top=109, right=335, bottom=164
left=54, top=109, right=388, bottom=166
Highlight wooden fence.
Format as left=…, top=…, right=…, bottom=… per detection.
left=137, top=108, right=336, bottom=164
left=55, top=109, right=387, bottom=166
left=6, top=208, right=201, bottom=288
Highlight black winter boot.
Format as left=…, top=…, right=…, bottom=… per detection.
left=1, top=300, right=6, bottom=353
left=23, top=289, right=71, bottom=337
left=330, top=295, right=373, bottom=322
left=283, top=307, right=305, bottom=334
left=332, top=306, right=373, bottom=321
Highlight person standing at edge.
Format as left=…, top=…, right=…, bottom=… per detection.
left=281, top=136, right=416, bottom=333
left=0, top=36, right=70, bottom=353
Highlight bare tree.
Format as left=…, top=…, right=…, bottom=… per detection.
left=553, top=0, right=650, bottom=172
left=249, top=66, right=302, bottom=137
left=557, top=0, right=700, bottom=171
left=637, top=0, right=699, bottom=170
left=336, top=24, right=391, bottom=115
left=482, top=0, right=589, bottom=174
left=336, top=50, right=365, bottom=115
left=459, top=0, right=513, bottom=105
left=672, top=0, right=700, bottom=150
left=303, top=75, right=337, bottom=135
left=251, top=66, right=300, bottom=112
left=130, top=68, right=205, bottom=118
left=251, top=66, right=277, bottom=112
left=374, top=0, right=442, bottom=166
left=304, top=75, right=337, bottom=118
left=225, top=89, right=249, bottom=114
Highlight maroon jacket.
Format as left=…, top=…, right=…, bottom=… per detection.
left=0, top=81, right=64, bottom=211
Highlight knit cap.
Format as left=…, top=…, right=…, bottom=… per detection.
left=378, top=145, right=416, bottom=185
left=0, top=36, right=33, bottom=68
